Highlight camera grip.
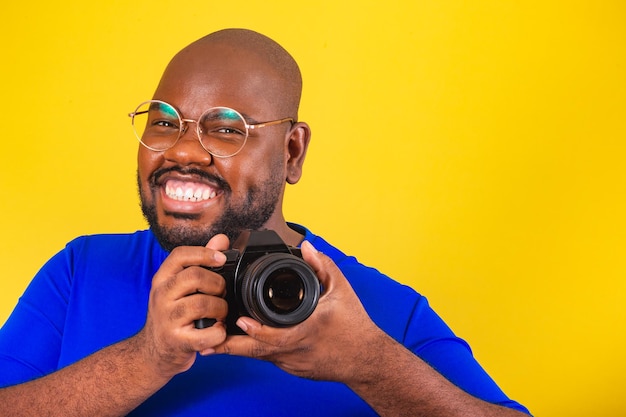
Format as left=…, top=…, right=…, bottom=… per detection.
left=194, top=318, right=217, bottom=329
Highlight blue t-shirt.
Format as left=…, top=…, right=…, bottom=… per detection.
left=0, top=226, right=530, bottom=415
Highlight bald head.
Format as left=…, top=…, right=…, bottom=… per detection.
left=154, top=29, right=303, bottom=120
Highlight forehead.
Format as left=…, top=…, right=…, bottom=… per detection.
left=153, top=43, right=285, bottom=118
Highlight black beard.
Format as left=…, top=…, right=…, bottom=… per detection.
left=138, top=168, right=283, bottom=252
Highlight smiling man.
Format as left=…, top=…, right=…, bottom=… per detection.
left=136, top=30, right=305, bottom=251
left=0, top=29, right=531, bottom=416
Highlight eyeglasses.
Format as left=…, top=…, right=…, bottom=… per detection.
left=129, top=100, right=294, bottom=158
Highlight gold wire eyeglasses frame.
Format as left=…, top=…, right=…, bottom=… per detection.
left=129, top=100, right=295, bottom=158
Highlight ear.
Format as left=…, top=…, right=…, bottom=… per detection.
left=285, top=121, right=311, bottom=184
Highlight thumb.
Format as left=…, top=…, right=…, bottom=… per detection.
left=301, top=240, right=339, bottom=292
left=206, top=233, right=230, bottom=251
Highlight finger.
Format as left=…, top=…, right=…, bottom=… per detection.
left=206, top=233, right=230, bottom=251
left=213, top=317, right=266, bottom=356
left=156, top=266, right=226, bottom=301
left=214, top=331, right=279, bottom=359
left=184, top=321, right=228, bottom=354
left=214, top=334, right=262, bottom=357
left=300, top=240, right=341, bottom=293
left=236, top=317, right=295, bottom=344
left=155, top=246, right=227, bottom=285
left=216, top=317, right=301, bottom=356
left=173, top=293, right=228, bottom=325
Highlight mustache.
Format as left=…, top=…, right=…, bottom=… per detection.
left=150, top=166, right=231, bottom=192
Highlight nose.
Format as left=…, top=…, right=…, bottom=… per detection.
left=162, top=119, right=213, bottom=166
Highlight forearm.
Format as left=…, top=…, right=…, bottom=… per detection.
left=347, top=330, right=526, bottom=417
left=0, top=335, right=170, bottom=417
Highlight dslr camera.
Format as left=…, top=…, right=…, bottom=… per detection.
left=195, top=230, right=320, bottom=335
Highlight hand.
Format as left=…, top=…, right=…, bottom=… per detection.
left=135, top=234, right=231, bottom=379
left=213, top=240, right=384, bottom=383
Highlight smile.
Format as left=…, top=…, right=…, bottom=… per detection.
left=164, top=179, right=218, bottom=202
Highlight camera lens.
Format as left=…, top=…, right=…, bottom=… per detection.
left=239, top=253, right=320, bottom=327
left=263, top=268, right=305, bottom=313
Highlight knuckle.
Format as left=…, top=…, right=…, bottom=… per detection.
left=221, top=342, right=232, bottom=354
left=320, top=255, right=337, bottom=271
left=169, top=302, right=186, bottom=321
left=168, top=246, right=182, bottom=257
left=275, top=335, right=291, bottom=349
left=251, top=344, right=270, bottom=357
left=197, top=327, right=227, bottom=351
left=214, top=273, right=227, bottom=294
left=193, top=294, right=227, bottom=320
left=183, top=265, right=204, bottom=282
left=164, top=274, right=179, bottom=291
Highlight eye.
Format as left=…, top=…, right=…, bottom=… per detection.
left=216, top=127, right=246, bottom=135
left=153, top=119, right=179, bottom=129
left=199, top=108, right=248, bottom=147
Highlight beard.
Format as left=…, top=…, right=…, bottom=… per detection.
left=138, top=167, right=284, bottom=252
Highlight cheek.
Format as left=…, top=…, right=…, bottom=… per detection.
left=225, top=146, right=286, bottom=190
left=137, top=148, right=160, bottom=184
left=218, top=158, right=257, bottom=193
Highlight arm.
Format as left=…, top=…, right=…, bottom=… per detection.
left=215, top=241, right=528, bottom=417
left=346, top=329, right=526, bottom=417
left=0, top=335, right=169, bottom=417
left=0, top=236, right=230, bottom=417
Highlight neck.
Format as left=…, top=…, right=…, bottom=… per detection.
left=263, top=215, right=304, bottom=247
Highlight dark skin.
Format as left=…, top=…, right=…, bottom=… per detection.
left=0, top=30, right=527, bottom=416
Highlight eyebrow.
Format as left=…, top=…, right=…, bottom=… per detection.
left=151, top=101, right=264, bottom=125
left=149, top=102, right=179, bottom=118
left=237, top=111, right=260, bottom=125
left=200, top=108, right=261, bottom=125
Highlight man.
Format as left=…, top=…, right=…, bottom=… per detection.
left=0, top=29, right=530, bottom=416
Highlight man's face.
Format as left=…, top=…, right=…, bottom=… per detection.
left=137, top=44, right=292, bottom=251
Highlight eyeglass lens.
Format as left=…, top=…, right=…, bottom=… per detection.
left=131, top=101, right=248, bottom=157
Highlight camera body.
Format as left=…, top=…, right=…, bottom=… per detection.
left=195, top=230, right=320, bottom=335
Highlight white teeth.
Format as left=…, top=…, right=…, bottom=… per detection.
left=184, top=188, right=194, bottom=200
left=165, top=184, right=217, bottom=202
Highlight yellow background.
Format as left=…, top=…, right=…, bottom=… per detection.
left=1, top=1, right=624, bottom=416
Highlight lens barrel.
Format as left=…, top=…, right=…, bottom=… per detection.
left=239, top=253, right=320, bottom=327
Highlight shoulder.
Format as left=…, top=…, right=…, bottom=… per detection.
left=57, top=230, right=167, bottom=275
left=64, top=230, right=164, bottom=259
left=65, top=229, right=159, bottom=252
